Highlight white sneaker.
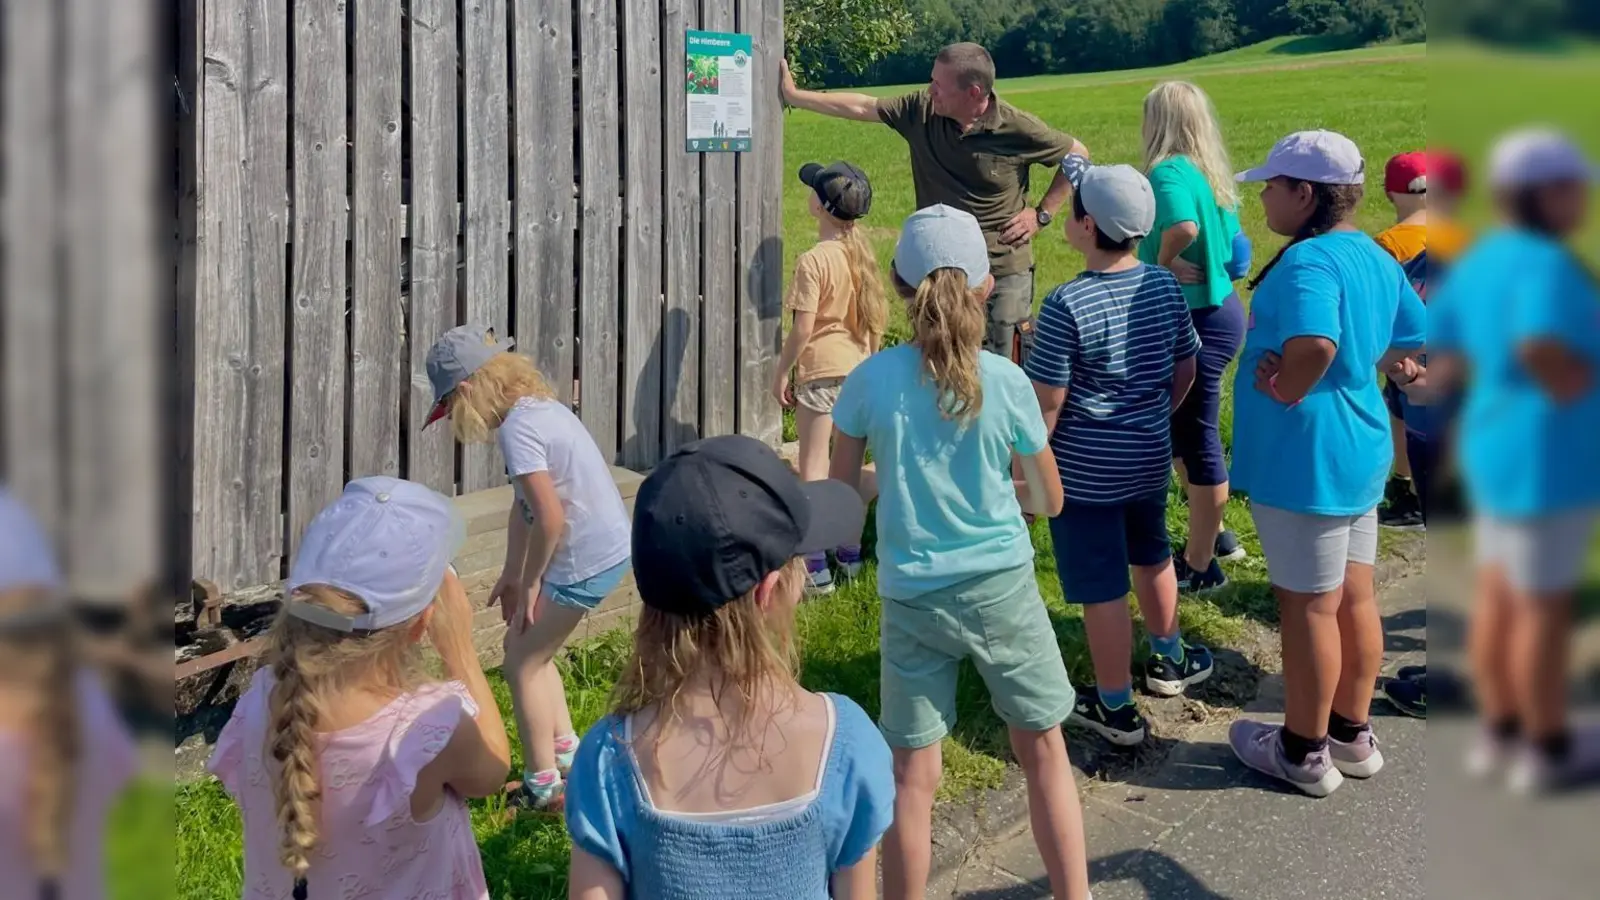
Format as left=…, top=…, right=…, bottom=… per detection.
left=1464, top=729, right=1515, bottom=780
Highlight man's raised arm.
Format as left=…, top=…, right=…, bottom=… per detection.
left=779, top=59, right=882, bottom=123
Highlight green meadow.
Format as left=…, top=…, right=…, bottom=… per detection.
left=166, top=39, right=1600, bottom=899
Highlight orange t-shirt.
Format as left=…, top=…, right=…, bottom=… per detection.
left=784, top=241, right=871, bottom=383
left=1427, top=218, right=1472, bottom=263
left=1374, top=222, right=1427, bottom=263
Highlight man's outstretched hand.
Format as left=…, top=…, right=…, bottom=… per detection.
left=779, top=58, right=798, bottom=105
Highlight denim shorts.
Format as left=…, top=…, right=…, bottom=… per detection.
left=544, top=557, right=632, bottom=612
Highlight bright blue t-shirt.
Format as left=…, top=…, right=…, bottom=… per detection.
left=1025, top=264, right=1200, bottom=504
left=1229, top=231, right=1427, bottom=516
left=833, top=344, right=1049, bottom=600
left=1427, top=227, right=1600, bottom=518
left=564, top=693, right=895, bottom=900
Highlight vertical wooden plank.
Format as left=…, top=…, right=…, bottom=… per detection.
left=462, top=0, right=510, bottom=491
left=700, top=0, right=737, bottom=439
left=288, top=0, right=348, bottom=563
left=350, top=0, right=403, bottom=480
left=511, top=0, right=575, bottom=407
left=734, top=0, right=782, bottom=446
left=661, top=0, right=701, bottom=455
left=578, top=0, right=621, bottom=461
left=174, top=0, right=203, bottom=583
left=619, top=0, right=663, bottom=469
left=63, top=0, right=162, bottom=597
left=1, top=0, right=62, bottom=532
left=406, top=0, right=459, bottom=495
left=196, top=0, right=288, bottom=590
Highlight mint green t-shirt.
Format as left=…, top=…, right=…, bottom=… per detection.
left=1138, top=156, right=1236, bottom=311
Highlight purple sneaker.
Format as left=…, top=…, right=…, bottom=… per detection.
left=803, top=552, right=834, bottom=596
left=1228, top=719, right=1345, bottom=797
left=835, top=544, right=864, bottom=580
left=1328, top=725, right=1385, bottom=778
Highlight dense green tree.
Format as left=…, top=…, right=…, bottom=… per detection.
left=784, top=0, right=914, bottom=85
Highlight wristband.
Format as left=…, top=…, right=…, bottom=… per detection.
left=1268, top=373, right=1300, bottom=407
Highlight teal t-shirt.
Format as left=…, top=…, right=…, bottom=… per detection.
left=1428, top=228, right=1600, bottom=518
left=832, top=345, right=1049, bottom=600
left=1229, top=231, right=1427, bottom=516
left=1138, top=156, right=1236, bottom=311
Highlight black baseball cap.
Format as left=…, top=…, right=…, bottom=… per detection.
left=632, top=435, right=866, bottom=617
left=799, top=161, right=873, bottom=221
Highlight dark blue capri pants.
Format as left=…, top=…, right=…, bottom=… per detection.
left=1171, top=292, right=1246, bottom=486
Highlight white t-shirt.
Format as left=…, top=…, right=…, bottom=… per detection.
left=498, top=397, right=631, bottom=585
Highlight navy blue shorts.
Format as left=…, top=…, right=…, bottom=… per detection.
left=1048, top=493, right=1172, bottom=605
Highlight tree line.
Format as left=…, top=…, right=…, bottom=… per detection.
left=786, top=0, right=1600, bottom=89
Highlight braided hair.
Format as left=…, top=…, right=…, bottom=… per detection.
left=1248, top=179, right=1366, bottom=291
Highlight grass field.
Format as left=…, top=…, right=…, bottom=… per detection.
left=166, top=38, right=1600, bottom=900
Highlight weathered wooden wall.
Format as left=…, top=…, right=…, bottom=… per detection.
left=178, top=0, right=784, bottom=593
left=1, top=0, right=165, bottom=603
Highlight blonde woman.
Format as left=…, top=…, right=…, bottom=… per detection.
left=1140, top=80, right=1250, bottom=594
left=565, top=435, right=892, bottom=899
left=425, top=325, right=632, bottom=812
left=207, top=478, right=511, bottom=898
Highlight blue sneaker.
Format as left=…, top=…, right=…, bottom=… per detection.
left=1144, top=640, right=1214, bottom=697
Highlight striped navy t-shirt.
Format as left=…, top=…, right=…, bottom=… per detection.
left=1024, top=263, right=1201, bottom=504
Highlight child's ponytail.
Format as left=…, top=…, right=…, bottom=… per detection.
left=908, top=268, right=986, bottom=423
left=1248, top=180, right=1365, bottom=291
left=20, top=612, right=77, bottom=900
left=840, top=226, right=888, bottom=345
left=264, top=585, right=428, bottom=897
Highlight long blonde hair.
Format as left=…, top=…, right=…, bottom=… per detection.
left=838, top=225, right=888, bottom=346
left=0, top=588, right=77, bottom=896
left=265, top=585, right=428, bottom=890
left=444, top=349, right=557, bottom=445
left=611, top=558, right=805, bottom=757
left=907, top=268, right=986, bottom=423
left=1143, top=81, right=1238, bottom=211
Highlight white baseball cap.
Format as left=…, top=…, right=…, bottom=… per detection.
left=285, top=477, right=465, bottom=632
left=1489, top=128, right=1597, bottom=189
left=1236, top=130, right=1366, bottom=186
left=894, top=204, right=990, bottom=287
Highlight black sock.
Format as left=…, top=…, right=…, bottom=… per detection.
left=1492, top=716, right=1521, bottom=741
left=1328, top=711, right=1367, bottom=743
left=1280, top=727, right=1329, bottom=765
left=1538, top=732, right=1572, bottom=763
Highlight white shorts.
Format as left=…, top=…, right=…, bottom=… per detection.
left=1474, top=508, right=1600, bottom=595
left=1251, top=505, right=1379, bottom=594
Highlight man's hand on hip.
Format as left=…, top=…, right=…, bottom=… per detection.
left=1001, top=207, right=1042, bottom=245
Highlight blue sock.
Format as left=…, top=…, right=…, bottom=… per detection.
left=1150, top=631, right=1184, bottom=662
left=1097, top=684, right=1134, bottom=710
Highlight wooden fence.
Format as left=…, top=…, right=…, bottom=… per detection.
left=179, top=0, right=785, bottom=593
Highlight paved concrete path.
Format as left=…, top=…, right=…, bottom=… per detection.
left=926, top=575, right=1430, bottom=899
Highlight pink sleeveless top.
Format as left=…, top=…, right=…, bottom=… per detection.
left=208, top=670, right=489, bottom=900
left=0, top=670, right=139, bottom=900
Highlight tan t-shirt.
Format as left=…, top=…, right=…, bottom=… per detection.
left=785, top=240, right=871, bottom=383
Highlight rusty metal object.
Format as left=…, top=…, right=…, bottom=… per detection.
left=174, top=635, right=267, bottom=681
left=192, top=578, right=223, bottom=628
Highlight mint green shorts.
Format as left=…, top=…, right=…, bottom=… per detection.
left=879, top=564, right=1076, bottom=749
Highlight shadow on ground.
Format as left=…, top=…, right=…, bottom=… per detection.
left=957, top=849, right=1233, bottom=900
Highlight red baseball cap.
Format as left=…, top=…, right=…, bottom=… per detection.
left=1428, top=149, right=1468, bottom=194
left=1385, top=151, right=1428, bottom=194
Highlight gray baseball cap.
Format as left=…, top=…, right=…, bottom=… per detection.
left=893, top=204, right=991, bottom=287
left=424, top=325, right=514, bottom=426
left=1061, top=155, right=1156, bottom=242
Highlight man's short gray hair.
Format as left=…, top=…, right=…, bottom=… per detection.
left=935, top=42, right=995, bottom=95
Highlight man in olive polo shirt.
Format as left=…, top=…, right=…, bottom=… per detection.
left=779, top=42, right=1086, bottom=363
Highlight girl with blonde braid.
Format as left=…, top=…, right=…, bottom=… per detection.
left=0, top=488, right=138, bottom=900
left=207, top=478, right=510, bottom=899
